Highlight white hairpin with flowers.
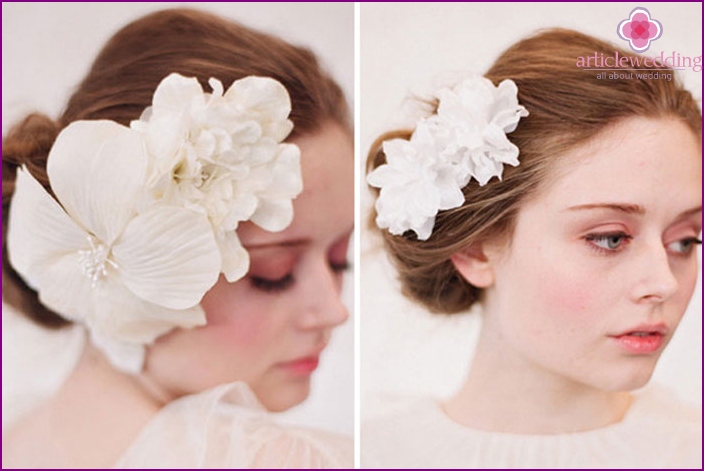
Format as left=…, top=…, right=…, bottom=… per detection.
left=367, top=76, right=529, bottom=241
left=7, top=73, right=303, bottom=373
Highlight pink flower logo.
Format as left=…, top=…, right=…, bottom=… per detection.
left=617, top=7, right=663, bottom=53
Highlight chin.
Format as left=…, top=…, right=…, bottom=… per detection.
left=254, top=377, right=312, bottom=412
left=597, top=362, right=658, bottom=392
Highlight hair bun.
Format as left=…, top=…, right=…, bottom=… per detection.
left=2, top=113, right=69, bottom=328
left=2, top=113, right=58, bottom=204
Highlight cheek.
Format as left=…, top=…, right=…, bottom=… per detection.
left=539, top=268, right=599, bottom=316
left=208, top=314, right=270, bottom=350
left=499, top=241, right=604, bottom=338
left=201, top=286, right=275, bottom=351
left=671, top=260, right=700, bottom=320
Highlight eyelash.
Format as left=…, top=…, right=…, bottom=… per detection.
left=668, top=237, right=703, bottom=256
left=585, top=232, right=632, bottom=255
left=249, top=260, right=351, bottom=293
left=250, top=273, right=295, bottom=293
left=585, top=232, right=703, bottom=257
left=331, top=260, right=351, bottom=273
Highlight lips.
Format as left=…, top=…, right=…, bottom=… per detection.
left=610, top=323, right=668, bottom=354
left=277, top=355, right=320, bottom=375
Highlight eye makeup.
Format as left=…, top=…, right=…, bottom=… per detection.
left=247, top=249, right=298, bottom=293
left=244, top=230, right=353, bottom=294
left=584, top=231, right=633, bottom=255
left=663, top=219, right=702, bottom=258
left=328, top=234, right=352, bottom=275
left=250, top=273, right=295, bottom=292
left=665, top=237, right=702, bottom=257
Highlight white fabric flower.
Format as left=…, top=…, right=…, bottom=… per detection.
left=367, top=76, right=528, bottom=240
left=7, top=121, right=221, bottom=372
left=131, top=73, right=303, bottom=281
left=367, top=123, right=465, bottom=241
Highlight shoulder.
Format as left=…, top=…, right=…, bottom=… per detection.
left=116, top=382, right=352, bottom=468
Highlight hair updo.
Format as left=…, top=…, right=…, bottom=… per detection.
left=367, top=28, right=701, bottom=314
left=2, top=8, right=349, bottom=327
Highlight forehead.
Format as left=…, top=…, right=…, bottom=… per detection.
left=238, top=122, right=353, bottom=245
left=536, top=117, right=701, bottom=211
left=295, top=122, right=353, bottom=199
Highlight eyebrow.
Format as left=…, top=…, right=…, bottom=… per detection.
left=245, top=238, right=312, bottom=250
left=566, top=203, right=645, bottom=215
left=243, top=226, right=354, bottom=251
left=674, top=206, right=703, bottom=222
left=566, top=203, right=702, bottom=221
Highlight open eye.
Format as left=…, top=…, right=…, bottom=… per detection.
left=249, top=274, right=294, bottom=293
left=585, top=232, right=632, bottom=254
left=666, top=237, right=702, bottom=256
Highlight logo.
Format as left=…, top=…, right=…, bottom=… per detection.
left=617, top=7, right=663, bottom=53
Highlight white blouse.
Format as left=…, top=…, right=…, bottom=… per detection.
left=115, top=381, right=352, bottom=468
left=362, top=386, right=701, bottom=469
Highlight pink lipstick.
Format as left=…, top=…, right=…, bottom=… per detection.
left=278, top=356, right=320, bottom=375
left=611, top=323, right=667, bottom=354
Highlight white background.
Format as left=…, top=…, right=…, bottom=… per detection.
left=361, top=2, right=702, bottom=419
left=2, top=2, right=354, bottom=436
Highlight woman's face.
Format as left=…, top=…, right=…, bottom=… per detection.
left=480, top=117, right=701, bottom=393
left=144, top=122, right=353, bottom=411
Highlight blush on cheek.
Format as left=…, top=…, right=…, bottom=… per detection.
left=201, top=293, right=266, bottom=348
left=210, top=317, right=269, bottom=349
left=534, top=268, right=598, bottom=323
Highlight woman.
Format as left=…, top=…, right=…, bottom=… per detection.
left=362, top=24, right=701, bottom=468
left=2, top=7, right=353, bottom=468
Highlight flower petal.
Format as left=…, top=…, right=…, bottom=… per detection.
left=224, top=76, right=294, bottom=141
left=113, top=206, right=220, bottom=309
left=413, top=217, right=435, bottom=241
left=150, top=73, right=203, bottom=118
left=225, top=76, right=292, bottom=121
left=89, top=330, right=146, bottom=374
left=218, top=231, right=250, bottom=282
left=34, top=251, right=96, bottom=323
left=140, top=113, right=188, bottom=180
left=90, top=279, right=207, bottom=344
left=86, top=280, right=207, bottom=372
left=250, top=198, right=294, bottom=232
left=47, top=121, right=147, bottom=245
left=7, top=168, right=88, bottom=291
left=249, top=144, right=302, bottom=232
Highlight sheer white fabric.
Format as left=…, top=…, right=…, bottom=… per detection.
left=362, top=386, right=702, bottom=469
left=114, top=382, right=352, bottom=468
left=2, top=304, right=352, bottom=468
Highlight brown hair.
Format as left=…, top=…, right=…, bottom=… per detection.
left=367, top=28, right=702, bottom=314
left=2, top=8, right=349, bottom=327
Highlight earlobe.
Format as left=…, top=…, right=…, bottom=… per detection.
left=451, top=245, right=495, bottom=288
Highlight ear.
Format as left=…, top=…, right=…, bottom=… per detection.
left=450, top=244, right=495, bottom=288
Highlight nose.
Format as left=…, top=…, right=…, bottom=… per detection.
left=296, top=259, right=350, bottom=330
left=630, top=238, right=679, bottom=304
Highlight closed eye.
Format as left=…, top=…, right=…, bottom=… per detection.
left=250, top=274, right=294, bottom=292
left=331, top=260, right=350, bottom=273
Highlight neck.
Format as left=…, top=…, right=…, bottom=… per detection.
left=444, top=314, right=632, bottom=434
left=40, top=345, right=164, bottom=467
left=67, top=344, right=168, bottom=407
